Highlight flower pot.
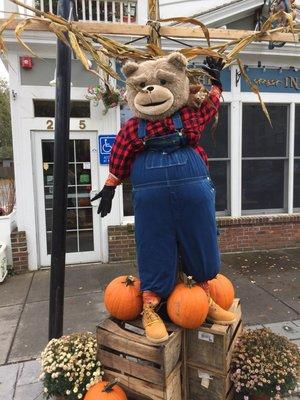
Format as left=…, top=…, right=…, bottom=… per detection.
left=0, top=241, right=8, bottom=282
left=0, top=209, right=17, bottom=265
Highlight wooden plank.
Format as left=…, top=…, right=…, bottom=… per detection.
left=97, top=318, right=155, bottom=347
left=103, top=362, right=182, bottom=400
left=225, top=321, right=243, bottom=372
left=163, top=328, right=182, bottom=378
left=98, top=348, right=164, bottom=386
left=104, top=368, right=165, bottom=399
left=1, top=19, right=298, bottom=43
left=97, top=328, right=162, bottom=365
left=164, top=362, right=182, bottom=400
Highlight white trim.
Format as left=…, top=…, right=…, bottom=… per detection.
left=188, top=0, right=264, bottom=27
left=288, top=103, right=295, bottom=214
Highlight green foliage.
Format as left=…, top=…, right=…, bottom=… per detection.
left=0, top=79, right=12, bottom=160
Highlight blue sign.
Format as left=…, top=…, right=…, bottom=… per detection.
left=98, top=135, right=116, bottom=165
left=241, top=67, right=300, bottom=93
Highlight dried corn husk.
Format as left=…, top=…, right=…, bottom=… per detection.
left=0, top=0, right=298, bottom=123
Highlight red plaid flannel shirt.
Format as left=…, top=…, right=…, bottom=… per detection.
left=109, top=85, right=222, bottom=182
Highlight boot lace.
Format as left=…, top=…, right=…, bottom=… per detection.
left=142, top=305, right=160, bottom=325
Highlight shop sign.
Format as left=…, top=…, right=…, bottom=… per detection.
left=241, top=67, right=300, bottom=93
left=98, top=135, right=116, bottom=165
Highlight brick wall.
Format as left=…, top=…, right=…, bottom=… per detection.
left=10, top=230, right=29, bottom=274
left=108, top=214, right=300, bottom=262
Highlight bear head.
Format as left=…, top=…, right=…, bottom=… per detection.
left=122, top=52, right=189, bottom=121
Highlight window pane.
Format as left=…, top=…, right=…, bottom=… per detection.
left=295, top=105, right=300, bottom=157
left=34, top=100, right=90, bottom=118
left=76, top=139, right=90, bottom=162
left=66, top=231, right=78, bottom=253
left=79, top=230, right=94, bottom=252
left=242, top=160, right=285, bottom=210
left=123, top=179, right=133, bottom=216
left=209, top=161, right=229, bottom=213
left=242, top=105, right=288, bottom=157
left=200, top=104, right=229, bottom=158
left=294, top=160, right=300, bottom=208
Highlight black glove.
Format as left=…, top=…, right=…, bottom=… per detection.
left=91, top=186, right=116, bottom=217
left=202, top=56, right=225, bottom=88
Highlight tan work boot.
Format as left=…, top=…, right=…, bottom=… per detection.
left=142, top=291, right=169, bottom=343
left=200, top=281, right=236, bottom=325
left=207, top=298, right=236, bottom=325
left=142, top=304, right=169, bottom=343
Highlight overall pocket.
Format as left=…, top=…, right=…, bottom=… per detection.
left=145, top=150, right=188, bottom=169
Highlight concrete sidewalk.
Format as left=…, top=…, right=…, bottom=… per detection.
left=0, top=249, right=299, bottom=399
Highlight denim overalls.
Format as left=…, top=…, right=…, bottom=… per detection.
left=131, top=112, right=220, bottom=298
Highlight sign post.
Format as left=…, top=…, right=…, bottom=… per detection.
left=48, top=0, right=72, bottom=340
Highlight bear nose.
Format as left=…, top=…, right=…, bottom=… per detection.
left=145, top=86, right=154, bottom=92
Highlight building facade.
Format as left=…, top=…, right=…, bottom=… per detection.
left=2, top=0, right=300, bottom=269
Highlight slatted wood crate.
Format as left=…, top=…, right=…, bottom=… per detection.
left=97, top=317, right=182, bottom=400
left=183, top=299, right=243, bottom=400
left=187, top=364, right=234, bottom=400
left=186, top=298, right=242, bottom=374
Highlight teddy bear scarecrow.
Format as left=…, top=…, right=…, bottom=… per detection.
left=92, top=52, right=235, bottom=343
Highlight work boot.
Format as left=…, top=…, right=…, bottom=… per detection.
left=142, top=291, right=169, bottom=343
left=201, top=282, right=236, bottom=326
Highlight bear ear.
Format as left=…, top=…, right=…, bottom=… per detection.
left=122, top=61, right=139, bottom=78
left=167, top=52, right=187, bottom=71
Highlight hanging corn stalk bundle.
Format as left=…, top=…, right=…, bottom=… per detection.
left=0, top=0, right=299, bottom=121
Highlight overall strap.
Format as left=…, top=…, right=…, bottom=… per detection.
left=137, top=119, right=147, bottom=139
left=172, top=112, right=183, bottom=130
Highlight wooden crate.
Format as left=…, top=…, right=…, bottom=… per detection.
left=187, top=364, right=234, bottom=400
left=186, top=299, right=242, bottom=375
left=97, top=317, right=182, bottom=400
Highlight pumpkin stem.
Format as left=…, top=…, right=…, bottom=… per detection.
left=186, top=276, right=196, bottom=289
left=102, top=379, right=119, bottom=392
left=124, top=275, right=135, bottom=286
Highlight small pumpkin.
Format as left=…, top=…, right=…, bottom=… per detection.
left=167, top=276, right=209, bottom=329
left=84, top=379, right=127, bottom=400
left=208, top=274, right=235, bottom=310
left=104, top=275, right=142, bottom=320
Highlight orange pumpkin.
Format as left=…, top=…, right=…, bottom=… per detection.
left=167, top=276, right=209, bottom=329
left=85, top=379, right=127, bottom=400
left=208, top=274, right=235, bottom=310
left=104, top=275, right=142, bottom=320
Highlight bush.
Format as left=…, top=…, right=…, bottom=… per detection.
left=230, top=328, right=300, bottom=399
left=40, top=332, right=104, bottom=400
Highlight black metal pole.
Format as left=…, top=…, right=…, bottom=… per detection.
left=48, top=0, right=72, bottom=340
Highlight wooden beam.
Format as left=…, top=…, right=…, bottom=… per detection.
left=148, top=0, right=160, bottom=21
left=1, top=19, right=298, bottom=43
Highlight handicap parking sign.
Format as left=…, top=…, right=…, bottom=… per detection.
left=98, top=135, right=116, bottom=165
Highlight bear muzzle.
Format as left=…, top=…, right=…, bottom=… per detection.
left=134, top=85, right=174, bottom=116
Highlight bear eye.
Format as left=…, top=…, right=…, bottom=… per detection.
left=140, top=82, right=146, bottom=88
left=160, top=79, right=167, bottom=85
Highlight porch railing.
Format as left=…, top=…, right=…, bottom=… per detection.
left=34, top=0, right=138, bottom=23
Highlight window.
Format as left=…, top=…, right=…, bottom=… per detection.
left=34, top=100, right=90, bottom=118
left=294, top=105, right=300, bottom=209
left=200, top=104, right=230, bottom=213
left=242, top=104, right=288, bottom=212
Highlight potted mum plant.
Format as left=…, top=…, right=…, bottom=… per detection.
left=40, top=332, right=103, bottom=400
left=230, top=328, right=300, bottom=400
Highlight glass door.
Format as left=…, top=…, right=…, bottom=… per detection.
left=34, top=132, right=101, bottom=266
